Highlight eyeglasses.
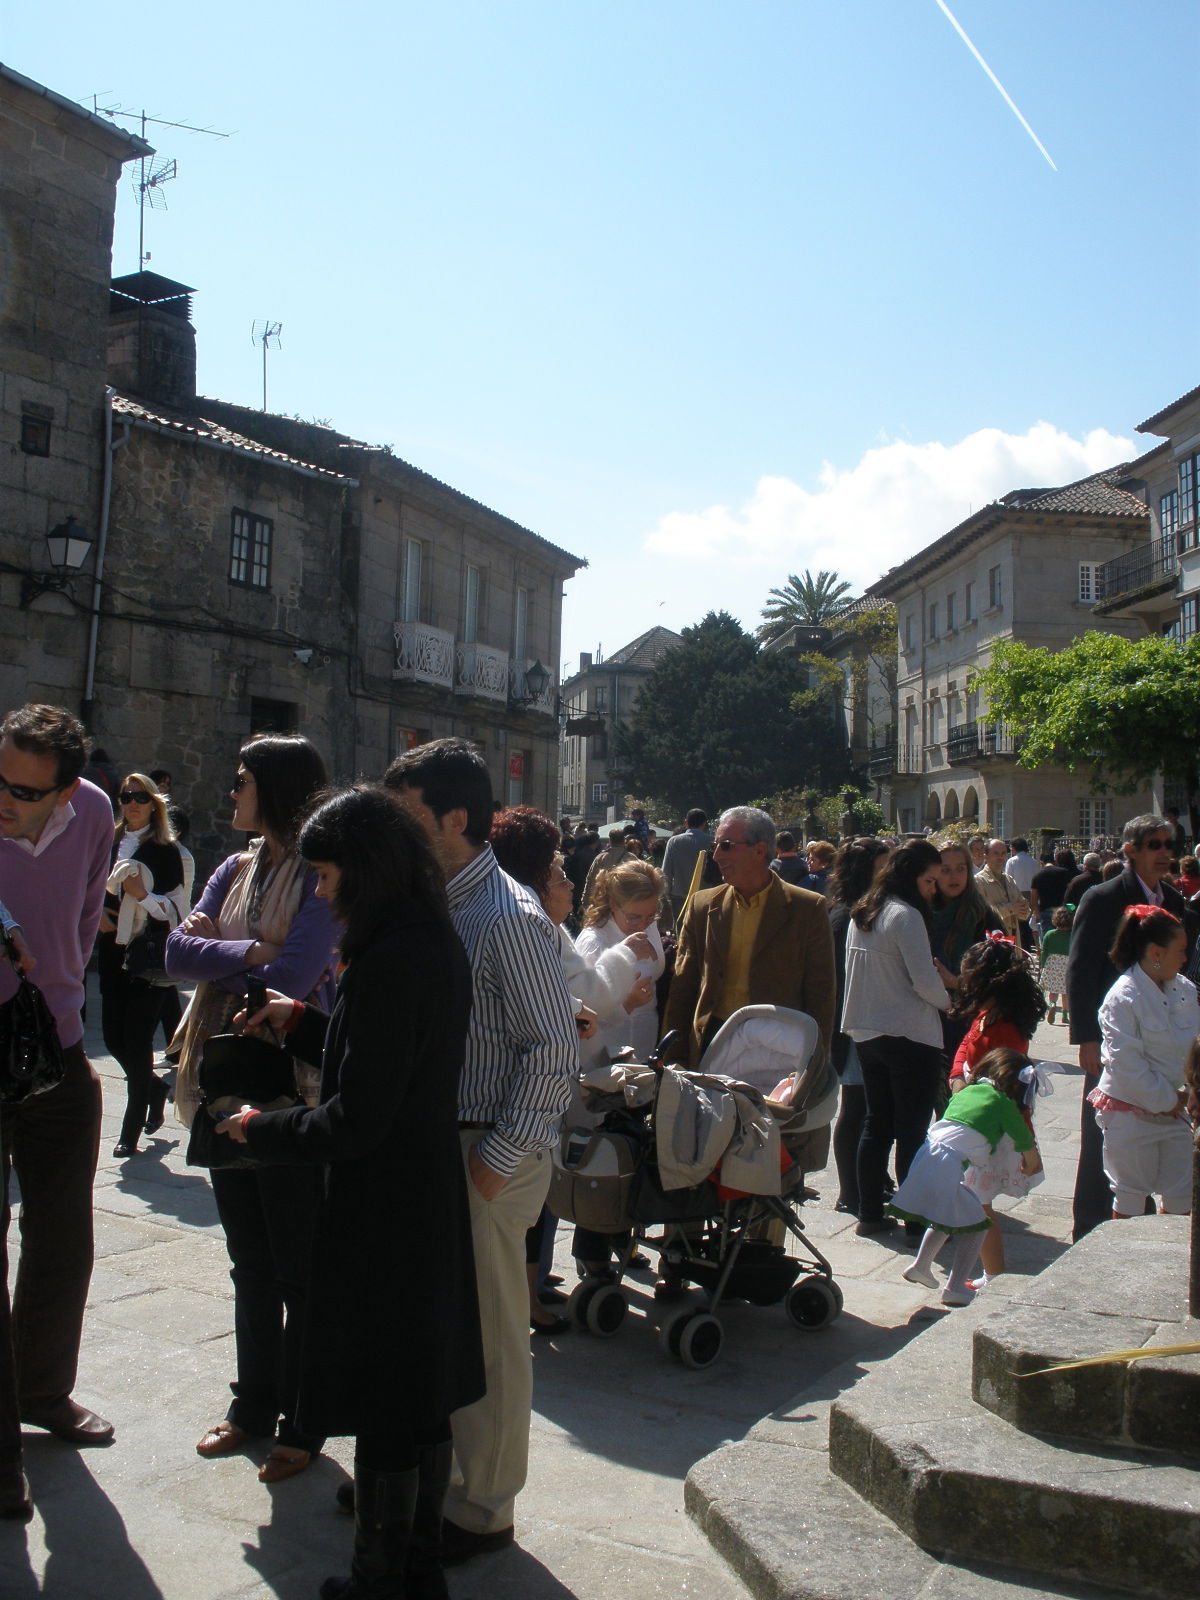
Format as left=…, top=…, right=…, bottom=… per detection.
left=119, top=789, right=153, bottom=805
left=714, top=837, right=746, bottom=852
left=0, top=772, right=64, bottom=804
left=232, top=773, right=254, bottom=793
left=1139, top=838, right=1171, bottom=851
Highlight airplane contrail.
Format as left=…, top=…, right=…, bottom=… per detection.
left=934, top=0, right=1058, bottom=172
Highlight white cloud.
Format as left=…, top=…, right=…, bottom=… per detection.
left=642, top=421, right=1136, bottom=594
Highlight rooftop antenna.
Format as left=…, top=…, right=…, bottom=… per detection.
left=251, top=321, right=283, bottom=411
left=90, top=100, right=231, bottom=269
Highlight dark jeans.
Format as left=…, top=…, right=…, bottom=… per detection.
left=211, top=1163, right=324, bottom=1454
left=98, top=933, right=169, bottom=1147
left=856, top=1035, right=944, bottom=1221
left=0, top=1043, right=102, bottom=1468
left=832, top=1082, right=866, bottom=1213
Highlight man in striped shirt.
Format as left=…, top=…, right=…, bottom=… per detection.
left=385, top=739, right=577, bottom=1567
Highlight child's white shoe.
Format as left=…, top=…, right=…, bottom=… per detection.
left=941, top=1287, right=975, bottom=1307
left=903, top=1264, right=938, bottom=1289
left=965, top=1272, right=993, bottom=1292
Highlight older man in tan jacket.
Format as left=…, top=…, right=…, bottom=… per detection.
left=663, top=806, right=836, bottom=1070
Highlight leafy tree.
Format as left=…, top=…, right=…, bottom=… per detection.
left=758, top=569, right=854, bottom=642
left=612, top=612, right=852, bottom=818
left=974, top=632, right=1200, bottom=792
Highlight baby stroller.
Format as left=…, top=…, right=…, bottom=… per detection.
left=549, top=1005, right=843, bottom=1368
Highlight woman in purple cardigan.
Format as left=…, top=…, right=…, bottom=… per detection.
left=165, top=734, right=338, bottom=1484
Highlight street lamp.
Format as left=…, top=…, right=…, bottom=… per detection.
left=513, top=658, right=551, bottom=708
left=20, top=518, right=94, bottom=607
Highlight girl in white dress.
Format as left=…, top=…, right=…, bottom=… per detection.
left=575, top=860, right=666, bottom=1064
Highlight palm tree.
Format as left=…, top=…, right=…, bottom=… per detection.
left=758, top=570, right=854, bottom=642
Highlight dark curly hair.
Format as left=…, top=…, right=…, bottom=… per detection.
left=950, top=936, right=1046, bottom=1037
left=828, top=837, right=889, bottom=909
left=489, top=806, right=561, bottom=901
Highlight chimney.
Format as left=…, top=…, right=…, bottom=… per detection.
left=108, top=271, right=197, bottom=409
left=579, top=651, right=592, bottom=671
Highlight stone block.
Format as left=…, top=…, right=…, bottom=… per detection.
left=1126, top=1318, right=1200, bottom=1455
left=972, top=1304, right=1157, bottom=1447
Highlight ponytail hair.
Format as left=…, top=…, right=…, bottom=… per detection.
left=1109, top=904, right=1183, bottom=973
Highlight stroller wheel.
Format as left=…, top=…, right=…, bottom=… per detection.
left=568, top=1279, right=627, bottom=1337
left=661, top=1308, right=723, bottom=1369
left=784, top=1274, right=843, bottom=1331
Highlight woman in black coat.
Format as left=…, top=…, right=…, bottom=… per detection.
left=96, top=772, right=186, bottom=1157
left=218, top=786, right=484, bottom=1600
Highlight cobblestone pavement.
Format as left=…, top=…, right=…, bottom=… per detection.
left=1, top=987, right=1082, bottom=1598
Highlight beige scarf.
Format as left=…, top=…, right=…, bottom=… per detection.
left=173, top=839, right=319, bottom=1126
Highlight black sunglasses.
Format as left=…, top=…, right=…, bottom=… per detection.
left=0, top=772, right=64, bottom=804
left=120, top=790, right=153, bottom=805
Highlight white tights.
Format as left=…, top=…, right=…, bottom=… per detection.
left=910, top=1227, right=983, bottom=1295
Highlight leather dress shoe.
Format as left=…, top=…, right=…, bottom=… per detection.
left=531, top=1314, right=570, bottom=1337
left=258, top=1446, right=311, bottom=1483
left=0, top=1466, right=33, bottom=1521
left=22, top=1398, right=114, bottom=1446
left=440, top=1519, right=515, bottom=1566
left=113, top=1142, right=137, bottom=1159
left=196, top=1422, right=248, bottom=1458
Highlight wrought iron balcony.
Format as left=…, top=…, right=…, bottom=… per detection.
left=867, top=741, right=897, bottom=777
left=1094, top=538, right=1178, bottom=605
left=455, top=641, right=509, bottom=702
left=947, top=721, right=1017, bottom=762
left=393, top=620, right=454, bottom=688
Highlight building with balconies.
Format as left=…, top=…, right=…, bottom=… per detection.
left=559, top=626, right=681, bottom=821
left=865, top=467, right=1154, bottom=840
left=2, top=65, right=585, bottom=869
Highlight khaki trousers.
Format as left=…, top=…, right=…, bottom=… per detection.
left=445, top=1133, right=550, bottom=1534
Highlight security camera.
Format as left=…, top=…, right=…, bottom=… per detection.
left=292, top=648, right=314, bottom=665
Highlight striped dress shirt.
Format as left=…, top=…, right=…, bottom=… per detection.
left=447, top=844, right=578, bottom=1176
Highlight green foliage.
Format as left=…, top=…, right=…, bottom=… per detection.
left=758, top=569, right=854, bottom=642
left=755, top=783, right=887, bottom=841
left=612, top=612, right=853, bottom=818
left=975, top=632, right=1200, bottom=791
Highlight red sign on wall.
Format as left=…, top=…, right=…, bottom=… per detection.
left=508, top=752, right=525, bottom=780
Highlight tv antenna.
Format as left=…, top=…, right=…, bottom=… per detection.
left=90, top=101, right=231, bottom=269
left=251, top=321, right=283, bottom=411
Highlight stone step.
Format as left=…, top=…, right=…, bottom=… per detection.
left=688, top=1421, right=1132, bottom=1600
left=828, top=1298, right=1200, bottom=1600
left=971, top=1215, right=1200, bottom=1459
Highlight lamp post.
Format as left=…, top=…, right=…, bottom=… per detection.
left=20, top=518, right=94, bottom=607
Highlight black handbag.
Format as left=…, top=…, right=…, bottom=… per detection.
left=185, top=1030, right=298, bottom=1170
left=0, top=932, right=66, bottom=1105
left=122, top=911, right=177, bottom=986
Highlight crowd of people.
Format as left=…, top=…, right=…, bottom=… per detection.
left=1, top=700, right=1197, bottom=1597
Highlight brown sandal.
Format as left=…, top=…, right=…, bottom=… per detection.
left=196, top=1422, right=248, bottom=1458
left=258, top=1446, right=311, bottom=1483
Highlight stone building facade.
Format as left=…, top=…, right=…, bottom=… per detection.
left=559, top=626, right=681, bottom=822
left=865, top=469, right=1155, bottom=841
left=0, top=64, right=147, bottom=709
left=2, top=66, right=584, bottom=879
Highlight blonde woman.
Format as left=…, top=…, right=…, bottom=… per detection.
left=96, top=774, right=187, bottom=1158
left=576, top=860, right=667, bottom=1062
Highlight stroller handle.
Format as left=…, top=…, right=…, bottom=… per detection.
left=647, top=1029, right=686, bottom=1075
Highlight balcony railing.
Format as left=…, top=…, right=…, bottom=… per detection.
left=946, top=721, right=1017, bottom=762
left=867, top=742, right=897, bottom=777
left=1094, top=538, right=1178, bottom=604
left=509, top=658, right=557, bottom=715
left=393, top=620, right=454, bottom=688
left=455, top=641, right=509, bottom=702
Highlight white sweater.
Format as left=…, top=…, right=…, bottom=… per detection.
left=841, top=897, right=949, bottom=1049
left=1097, top=965, right=1199, bottom=1114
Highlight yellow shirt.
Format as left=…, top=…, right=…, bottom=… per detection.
left=716, top=881, right=771, bottom=1020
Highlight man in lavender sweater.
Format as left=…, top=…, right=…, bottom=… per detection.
left=0, top=704, right=116, bottom=1521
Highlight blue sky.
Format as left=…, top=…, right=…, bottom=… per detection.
left=7, top=2, right=1198, bottom=677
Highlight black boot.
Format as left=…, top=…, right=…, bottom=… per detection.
left=405, top=1441, right=452, bottom=1599
left=320, top=1463, right=419, bottom=1600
